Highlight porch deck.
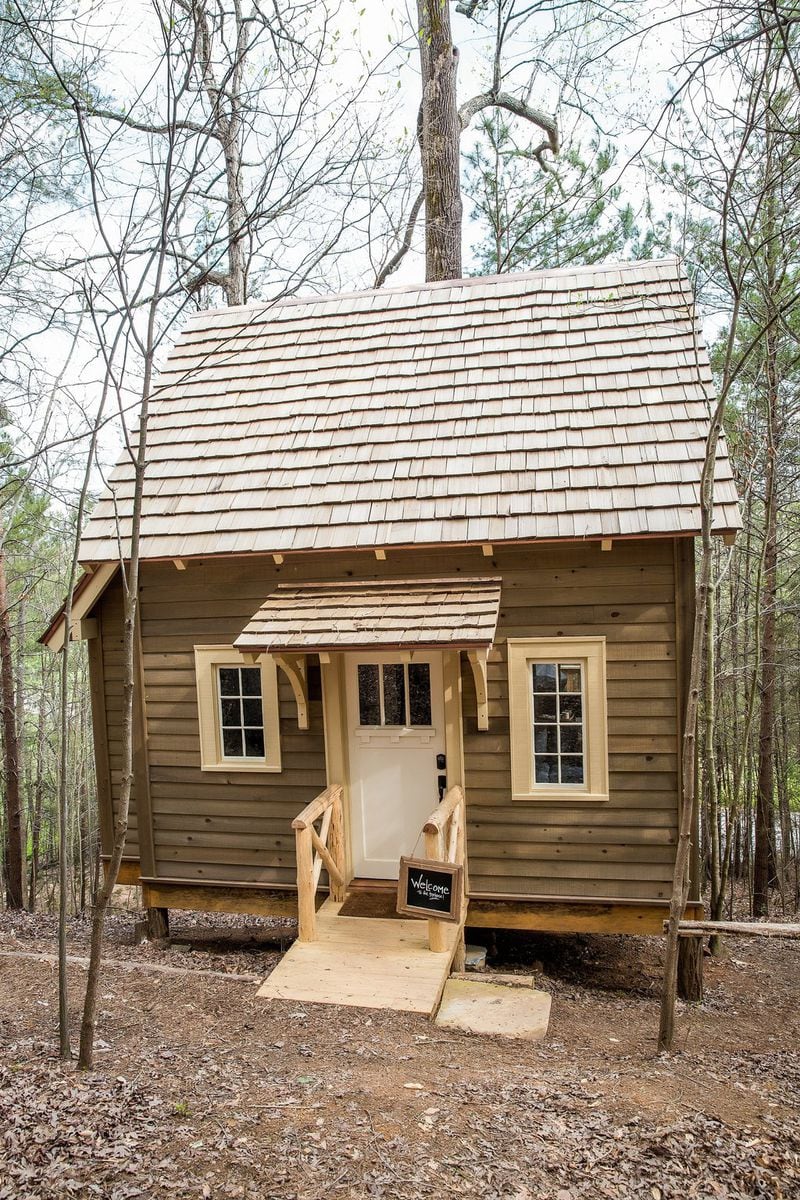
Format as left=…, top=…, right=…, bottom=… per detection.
left=255, top=898, right=460, bottom=1014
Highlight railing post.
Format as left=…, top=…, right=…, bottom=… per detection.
left=328, top=787, right=346, bottom=903
left=452, top=796, right=467, bottom=970
left=295, top=825, right=316, bottom=942
left=425, top=825, right=449, bottom=953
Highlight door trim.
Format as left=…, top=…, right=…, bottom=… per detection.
left=320, top=647, right=466, bottom=891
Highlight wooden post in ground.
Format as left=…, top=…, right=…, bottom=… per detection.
left=452, top=928, right=466, bottom=971
left=677, top=934, right=703, bottom=1001
left=146, top=907, right=169, bottom=940
left=295, top=825, right=316, bottom=942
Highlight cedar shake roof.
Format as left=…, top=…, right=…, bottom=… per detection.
left=79, top=258, right=741, bottom=563
left=234, top=578, right=503, bottom=653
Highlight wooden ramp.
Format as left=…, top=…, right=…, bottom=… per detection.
left=255, top=899, right=459, bottom=1014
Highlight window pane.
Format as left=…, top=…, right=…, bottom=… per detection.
left=219, top=667, right=240, bottom=696
left=240, top=667, right=261, bottom=696
left=530, top=659, right=586, bottom=788
left=532, top=663, right=557, bottom=693
left=559, top=665, right=582, bottom=693
left=222, top=727, right=243, bottom=757
left=382, top=663, right=406, bottom=725
left=533, top=694, right=557, bottom=722
left=560, top=757, right=584, bottom=784
left=244, top=727, right=265, bottom=757
left=408, top=662, right=432, bottom=726
left=242, top=697, right=263, bottom=726
left=560, top=695, right=582, bottom=724
left=535, top=755, right=558, bottom=783
left=358, top=664, right=380, bottom=725
left=534, top=726, right=558, bottom=754
left=560, top=726, right=583, bottom=753
left=221, top=698, right=240, bottom=727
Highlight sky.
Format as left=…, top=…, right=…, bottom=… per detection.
left=8, top=0, right=721, bottom=507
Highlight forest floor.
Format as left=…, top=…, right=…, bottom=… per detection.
left=0, top=903, right=798, bottom=1200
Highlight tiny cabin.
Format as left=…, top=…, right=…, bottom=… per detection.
left=43, top=260, right=740, bottom=990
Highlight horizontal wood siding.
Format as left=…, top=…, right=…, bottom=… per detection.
left=140, top=560, right=327, bottom=886
left=91, top=539, right=682, bottom=901
left=462, top=539, right=680, bottom=901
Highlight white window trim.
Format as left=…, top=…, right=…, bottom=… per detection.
left=508, top=636, right=609, bottom=803
left=194, top=645, right=281, bottom=773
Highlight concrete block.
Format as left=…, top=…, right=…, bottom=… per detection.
left=435, top=977, right=551, bottom=1041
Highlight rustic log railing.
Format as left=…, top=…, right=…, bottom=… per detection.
left=423, top=784, right=467, bottom=957
left=292, top=785, right=346, bottom=942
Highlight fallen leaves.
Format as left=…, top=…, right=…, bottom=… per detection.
left=2, top=909, right=800, bottom=1198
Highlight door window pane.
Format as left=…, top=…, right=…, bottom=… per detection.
left=357, top=660, right=434, bottom=728
left=408, top=662, right=432, bottom=726
left=382, top=663, right=406, bottom=726
left=357, top=664, right=381, bottom=725
left=531, top=661, right=585, bottom=786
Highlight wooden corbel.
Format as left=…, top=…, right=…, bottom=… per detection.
left=466, top=647, right=489, bottom=731
left=274, top=654, right=309, bottom=730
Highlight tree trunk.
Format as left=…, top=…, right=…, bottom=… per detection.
left=417, top=0, right=462, bottom=281
left=27, top=683, right=47, bottom=909
left=753, top=232, right=780, bottom=918
left=0, top=550, right=25, bottom=909
left=191, top=0, right=247, bottom=305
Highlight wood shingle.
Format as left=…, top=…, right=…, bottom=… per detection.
left=79, top=259, right=741, bottom=563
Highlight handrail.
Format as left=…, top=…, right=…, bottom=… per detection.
left=421, top=785, right=467, bottom=955
left=293, top=784, right=345, bottom=942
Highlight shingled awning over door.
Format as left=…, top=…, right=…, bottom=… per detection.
left=234, top=577, right=502, bottom=654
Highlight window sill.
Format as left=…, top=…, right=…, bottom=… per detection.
left=199, top=761, right=282, bottom=774
left=511, top=791, right=609, bottom=805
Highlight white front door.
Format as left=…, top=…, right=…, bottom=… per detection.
left=346, top=651, right=446, bottom=880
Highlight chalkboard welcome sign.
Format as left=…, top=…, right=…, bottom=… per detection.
left=396, top=857, right=463, bottom=922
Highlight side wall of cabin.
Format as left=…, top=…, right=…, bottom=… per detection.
left=90, top=537, right=693, bottom=905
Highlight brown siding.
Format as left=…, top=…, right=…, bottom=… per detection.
left=139, top=561, right=327, bottom=887
left=90, top=539, right=683, bottom=902
left=463, top=539, right=680, bottom=901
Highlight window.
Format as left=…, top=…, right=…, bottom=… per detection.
left=357, top=661, right=433, bottom=727
left=508, top=637, right=608, bottom=802
left=194, top=646, right=281, bottom=772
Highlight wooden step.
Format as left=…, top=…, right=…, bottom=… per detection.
left=256, top=899, right=459, bottom=1014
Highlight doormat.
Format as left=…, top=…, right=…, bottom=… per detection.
left=338, top=890, right=404, bottom=920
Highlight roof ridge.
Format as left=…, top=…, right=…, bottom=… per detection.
left=186, top=257, right=686, bottom=327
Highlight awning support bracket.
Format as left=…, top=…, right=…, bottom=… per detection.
left=466, top=648, right=489, bottom=732
left=274, top=654, right=309, bottom=731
